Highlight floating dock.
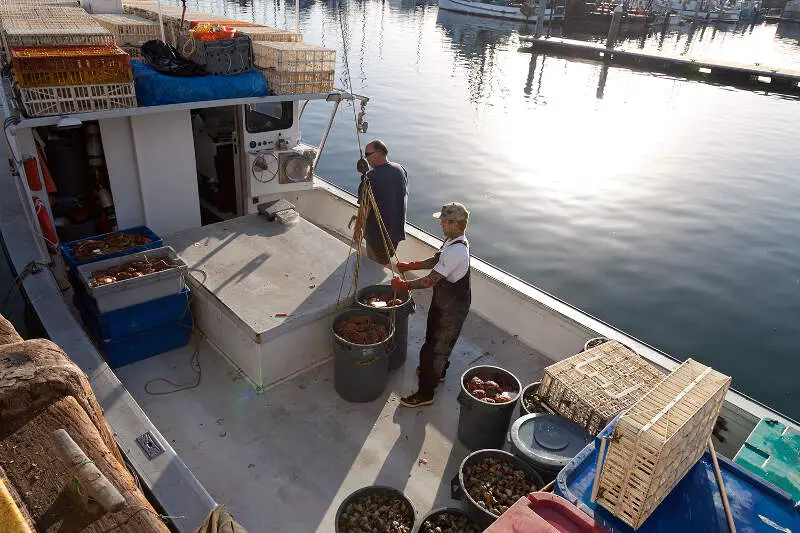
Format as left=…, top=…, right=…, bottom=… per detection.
left=519, top=36, right=800, bottom=93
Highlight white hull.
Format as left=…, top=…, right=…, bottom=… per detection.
left=439, top=0, right=565, bottom=22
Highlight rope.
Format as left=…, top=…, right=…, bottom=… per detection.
left=144, top=275, right=204, bottom=395
left=336, top=1, right=365, bottom=158
left=2, top=261, right=49, bottom=313
left=97, top=504, right=185, bottom=532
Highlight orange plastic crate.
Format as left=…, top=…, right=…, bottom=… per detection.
left=11, top=45, right=132, bottom=88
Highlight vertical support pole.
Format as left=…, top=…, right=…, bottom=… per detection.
left=590, top=436, right=608, bottom=502
left=312, top=96, right=341, bottom=174
left=156, top=0, right=166, bottom=43
left=606, top=5, right=623, bottom=49
left=296, top=0, right=300, bottom=33
left=535, top=0, right=548, bottom=36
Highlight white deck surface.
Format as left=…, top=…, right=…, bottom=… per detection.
left=166, top=214, right=388, bottom=341
left=115, top=290, right=553, bottom=532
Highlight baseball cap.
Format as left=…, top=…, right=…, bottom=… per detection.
left=433, top=202, right=469, bottom=221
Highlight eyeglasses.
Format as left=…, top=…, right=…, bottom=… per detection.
left=364, top=150, right=377, bottom=157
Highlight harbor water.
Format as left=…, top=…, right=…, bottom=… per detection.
left=4, top=1, right=800, bottom=419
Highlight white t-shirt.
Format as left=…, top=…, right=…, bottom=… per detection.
left=433, top=236, right=470, bottom=283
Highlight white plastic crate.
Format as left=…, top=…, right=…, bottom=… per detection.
left=82, top=0, right=123, bottom=15
left=77, top=246, right=187, bottom=313
left=18, top=82, right=136, bottom=117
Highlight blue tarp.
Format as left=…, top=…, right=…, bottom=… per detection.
left=131, top=61, right=268, bottom=107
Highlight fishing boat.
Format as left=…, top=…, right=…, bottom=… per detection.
left=438, top=0, right=567, bottom=23
left=669, top=0, right=742, bottom=21
left=0, top=1, right=797, bottom=532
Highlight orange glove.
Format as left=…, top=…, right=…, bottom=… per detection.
left=396, top=261, right=421, bottom=273
left=392, top=276, right=411, bottom=292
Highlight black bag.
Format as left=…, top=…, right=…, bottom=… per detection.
left=141, top=40, right=209, bottom=77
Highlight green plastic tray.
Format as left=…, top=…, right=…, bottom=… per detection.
left=734, top=418, right=800, bottom=502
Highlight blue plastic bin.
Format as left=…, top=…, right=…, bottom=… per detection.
left=60, top=226, right=162, bottom=270
left=100, top=316, right=193, bottom=369
left=555, top=417, right=800, bottom=533
left=77, top=286, right=191, bottom=341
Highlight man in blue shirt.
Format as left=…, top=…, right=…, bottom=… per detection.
left=353, top=140, right=408, bottom=265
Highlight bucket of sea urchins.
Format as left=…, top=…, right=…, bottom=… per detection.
left=332, top=309, right=394, bottom=403
left=451, top=449, right=543, bottom=529
left=355, top=284, right=414, bottom=371
left=336, top=485, right=416, bottom=533
left=457, top=365, right=522, bottom=450
left=416, top=507, right=481, bottom=533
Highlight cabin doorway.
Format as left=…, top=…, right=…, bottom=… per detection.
left=191, top=106, right=243, bottom=225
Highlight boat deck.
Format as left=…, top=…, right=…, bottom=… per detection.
left=114, top=290, right=553, bottom=532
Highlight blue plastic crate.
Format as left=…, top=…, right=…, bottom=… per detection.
left=554, top=417, right=800, bottom=533
left=77, top=286, right=191, bottom=341
left=60, top=226, right=162, bottom=270
left=100, top=316, right=193, bottom=369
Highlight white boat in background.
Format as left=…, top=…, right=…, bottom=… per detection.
left=438, top=0, right=566, bottom=22
left=669, top=0, right=742, bottom=21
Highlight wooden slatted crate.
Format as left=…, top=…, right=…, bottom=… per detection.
left=595, top=359, right=731, bottom=529
left=252, top=41, right=335, bottom=72
left=539, top=340, right=665, bottom=435
left=262, top=68, right=334, bottom=94
left=17, top=81, right=137, bottom=117
left=231, top=25, right=302, bottom=43
left=3, top=27, right=114, bottom=48
left=92, top=13, right=160, bottom=47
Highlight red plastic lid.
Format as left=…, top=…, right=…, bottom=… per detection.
left=485, top=493, right=609, bottom=533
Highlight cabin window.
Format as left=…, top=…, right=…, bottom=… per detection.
left=245, top=101, right=293, bottom=133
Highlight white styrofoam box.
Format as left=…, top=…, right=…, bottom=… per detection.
left=82, top=0, right=123, bottom=14
left=78, top=246, right=187, bottom=313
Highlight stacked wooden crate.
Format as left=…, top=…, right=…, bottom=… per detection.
left=252, top=41, right=336, bottom=94
left=230, top=25, right=302, bottom=43
left=538, top=340, right=666, bottom=435
left=92, top=13, right=160, bottom=61
left=595, top=359, right=731, bottom=529
left=1, top=4, right=137, bottom=117
left=122, top=0, right=231, bottom=46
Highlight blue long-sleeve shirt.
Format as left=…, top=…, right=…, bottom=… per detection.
left=358, top=162, right=408, bottom=250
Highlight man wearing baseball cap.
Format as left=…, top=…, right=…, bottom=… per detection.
left=391, top=202, right=471, bottom=407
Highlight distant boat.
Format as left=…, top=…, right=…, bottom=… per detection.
left=681, top=6, right=741, bottom=21
left=438, top=0, right=566, bottom=22
left=667, top=0, right=742, bottom=22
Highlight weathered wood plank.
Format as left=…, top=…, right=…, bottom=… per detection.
left=0, top=396, right=170, bottom=533
left=0, top=339, right=123, bottom=465
left=0, top=314, right=23, bottom=346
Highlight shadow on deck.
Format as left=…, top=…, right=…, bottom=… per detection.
left=114, top=290, right=553, bottom=532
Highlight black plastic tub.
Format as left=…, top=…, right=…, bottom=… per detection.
left=518, top=381, right=545, bottom=418
left=457, top=365, right=522, bottom=450
left=415, top=507, right=480, bottom=532
left=450, top=449, right=544, bottom=529
left=336, top=485, right=416, bottom=532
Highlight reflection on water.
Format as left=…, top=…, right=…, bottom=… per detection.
left=145, top=1, right=800, bottom=417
